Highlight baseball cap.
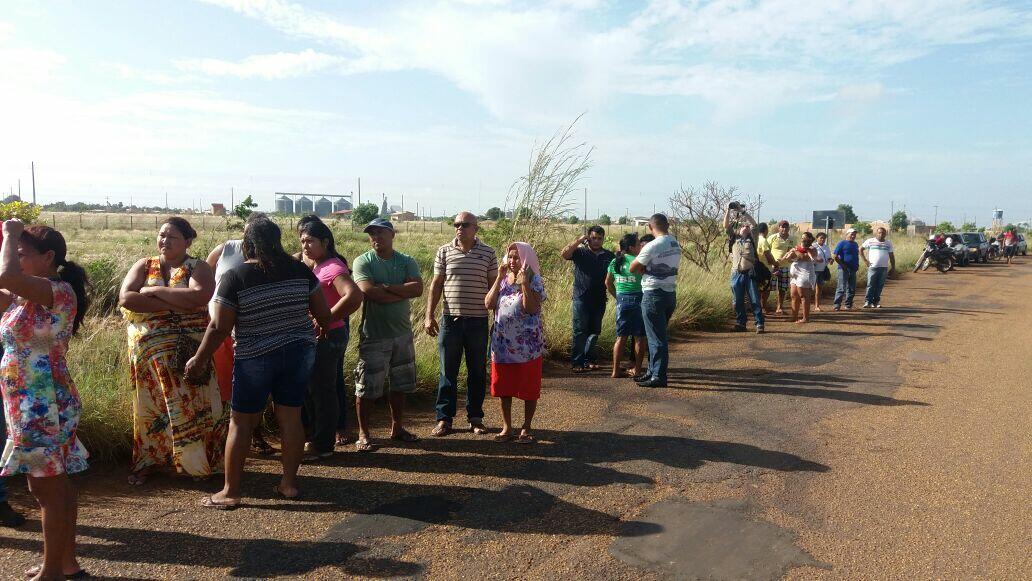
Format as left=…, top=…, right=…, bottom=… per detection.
left=845, top=228, right=857, bottom=234
left=363, top=218, right=395, bottom=233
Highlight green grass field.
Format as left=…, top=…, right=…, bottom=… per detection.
left=46, top=212, right=924, bottom=462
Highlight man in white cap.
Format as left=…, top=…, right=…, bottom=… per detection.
left=832, top=228, right=860, bottom=310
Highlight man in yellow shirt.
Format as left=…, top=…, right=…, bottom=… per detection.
left=754, top=222, right=779, bottom=314
left=768, top=220, right=795, bottom=315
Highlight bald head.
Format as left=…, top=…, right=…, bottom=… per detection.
left=453, top=211, right=479, bottom=244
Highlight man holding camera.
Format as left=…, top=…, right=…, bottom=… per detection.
left=561, top=226, right=615, bottom=372
left=723, top=202, right=765, bottom=333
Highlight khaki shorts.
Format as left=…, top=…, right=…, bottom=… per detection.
left=355, top=333, right=417, bottom=399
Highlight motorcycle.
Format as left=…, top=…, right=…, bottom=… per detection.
left=914, top=239, right=954, bottom=273
left=988, top=239, right=1002, bottom=261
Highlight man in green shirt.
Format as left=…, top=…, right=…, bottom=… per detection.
left=351, top=218, right=423, bottom=451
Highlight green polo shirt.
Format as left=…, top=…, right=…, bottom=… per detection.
left=352, top=250, right=421, bottom=339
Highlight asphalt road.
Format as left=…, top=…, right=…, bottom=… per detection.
left=1, top=260, right=1029, bottom=579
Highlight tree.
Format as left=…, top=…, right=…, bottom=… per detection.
left=516, top=206, right=533, bottom=220
left=618, top=215, right=628, bottom=225
left=668, top=181, right=764, bottom=272
left=890, top=211, right=908, bottom=232
left=567, top=215, right=580, bottom=224
left=233, top=195, right=258, bottom=221
left=598, top=214, right=611, bottom=225
left=485, top=207, right=503, bottom=221
left=933, top=221, right=956, bottom=234
left=351, top=202, right=380, bottom=225
left=961, top=221, right=976, bottom=232
left=837, top=204, right=858, bottom=224
left=853, top=220, right=873, bottom=235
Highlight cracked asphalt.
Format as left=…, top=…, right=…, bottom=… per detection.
left=1, top=260, right=1028, bottom=579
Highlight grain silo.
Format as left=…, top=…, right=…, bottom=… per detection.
left=275, top=195, right=293, bottom=214
left=333, top=197, right=353, bottom=212
left=296, top=196, right=313, bottom=214
left=315, top=197, right=333, bottom=217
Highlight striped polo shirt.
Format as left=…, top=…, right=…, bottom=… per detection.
left=434, top=238, right=497, bottom=318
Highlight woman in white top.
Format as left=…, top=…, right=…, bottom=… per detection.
left=785, top=232, right=823, bottom=324
left=811, top=232, right=833, bottom=311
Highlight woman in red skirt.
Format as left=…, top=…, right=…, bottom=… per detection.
left=485, top=242, right=546, bottom=444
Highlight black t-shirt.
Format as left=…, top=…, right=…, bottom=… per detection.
left=213, top=259, right=320, bottom=359
left=569, top=245, right=616, bottom=303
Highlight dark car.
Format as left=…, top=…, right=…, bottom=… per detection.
left=961, top=232, right=990, bottom=263
left=943, top=233, right=971, bottom=266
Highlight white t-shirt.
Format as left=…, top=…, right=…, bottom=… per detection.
left=861, top=237, right=894, bottom=269
left=210, top=239, right=245, bottom=318
left=813, top=243, right=831, bottom=272
left=636, top=234, right=681, bottom=292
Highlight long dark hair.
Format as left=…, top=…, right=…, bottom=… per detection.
left=162, top=216, right=197, bottom=241
left=296, top=214, right=347, bottom=267
left=614, top=232, right=639, bottom=275
left=21, top=225, right=89, bottom=334
left=243, top=217, right=292, bottom=274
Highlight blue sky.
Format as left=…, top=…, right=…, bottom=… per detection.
left=1, top=0, right=1030, bottom=226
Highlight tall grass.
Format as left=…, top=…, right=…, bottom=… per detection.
left=55, top=215, right=925, bottom=461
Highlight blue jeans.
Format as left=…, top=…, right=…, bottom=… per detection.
left=571, top=298, right=606, bottom=367
left=865, top=266, right=889, bottom=305
left=731, top=271, right=764, bottom=328
left=834, top=266, right=857, bottom=307
left=435, top=316, right=488, bottom=424
left=302, top=325, right=349, bottom=452
left=642, top=289, right=676, bottom=383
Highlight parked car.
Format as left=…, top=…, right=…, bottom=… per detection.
left=961, top=232, right=990, bottom=263
left=942, top=233, right=971, bottom=266
left=1018, top=233, right=1028, bottom=256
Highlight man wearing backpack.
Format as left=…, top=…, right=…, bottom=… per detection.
left=723, top=203, right=765, bottom=334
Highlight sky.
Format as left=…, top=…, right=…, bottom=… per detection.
left=1, top=0, right=1031, bottom=226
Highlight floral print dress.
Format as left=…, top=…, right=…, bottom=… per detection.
left=0, top=280, right=89, bottom=477
left=490, top=273, right=547, bottom=364
left=122, top=257, right=226, bottom=477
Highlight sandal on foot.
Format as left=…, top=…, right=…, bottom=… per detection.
left=430, top=422, right=453, bottom=437
left=355, top=438, right=376, bottom=452
left=25, top=567, right=90, bottom=580
left=252, top=438, right=275, bottom=456
left=127, top=472, right=148, bottom=486
left=335, top=433, right=355, bottom=447
left=390, top=429, right=421, bottom=443
left=200, top=495, right=239, bottom=511
left=493, top=433, right=515, bottom=442
left=273, top=485, right=300, bottom=501
left=516, top=434, right=536, bottom=444
left=470, top=422, right=490, bottom=435
left=571, top=366, right=590, bottom=374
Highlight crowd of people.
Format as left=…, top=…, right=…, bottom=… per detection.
left=0, top=205, right=1018, bottom=579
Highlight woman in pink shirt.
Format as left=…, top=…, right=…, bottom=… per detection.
left=297, top=216, right=364, bottom=458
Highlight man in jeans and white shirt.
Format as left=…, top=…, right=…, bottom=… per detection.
left=630, top=214, right=681, bottom=388
left=860, top=227, right=895, bottom=308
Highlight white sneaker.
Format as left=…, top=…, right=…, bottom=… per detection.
left=875, top=304, right=882, bottom=308
left=862, top=302, right=872, bottom=308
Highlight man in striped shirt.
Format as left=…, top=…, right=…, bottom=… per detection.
left=425, top=211, right=498, bottom=437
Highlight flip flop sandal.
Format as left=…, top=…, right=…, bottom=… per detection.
left=516, top=434, right=537, bottom=444
left=355, top=439, right=376, bottom=452
left=493, top=433, right=515, bottom=443
left=273, top=485, right=300, bottom=501
left=470, top=423, right=490, bottom=435
left=571, top=366, right=590, bottom=374
left=335, top=434, right=354, bottom=447
left=127, top=472, right=148, bottom=486
left=390, top=430, right=421, bottom=443
left=200, top=495, right=240, bottom=511
left=25, top=566, right=90, bottom=580
left=252, top=438, right=275, bottom=456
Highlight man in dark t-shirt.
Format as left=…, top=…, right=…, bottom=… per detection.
left=561, top=225, right=616, bottom=372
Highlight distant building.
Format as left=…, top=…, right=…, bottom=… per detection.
left=210, top=203, right=227, bottom=216
left=390, top=211, right=416, bottom=222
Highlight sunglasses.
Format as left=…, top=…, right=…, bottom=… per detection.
left=453, top=222, right=473, bottom=229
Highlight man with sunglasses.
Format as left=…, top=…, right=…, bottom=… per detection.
left=425, top=212, right=498, bottom=437
left=561, top=225, right=615, bottom=373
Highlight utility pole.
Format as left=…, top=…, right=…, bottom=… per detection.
left=231, top=187, right=235, bottom=210
left=357, top=178, right=361, bottom=206
left=165, top=192, right=168, bottom=211
left=31, top=162, right=36, bottom=205
left=933, top=205, right=939, bottom=227
left=17, top=179, right=20, bottom=198
left=583, top=188, right=587, bottom=221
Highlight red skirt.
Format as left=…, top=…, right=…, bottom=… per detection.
left=490, top=357, right=543, bottom=401
left=213, top=336, right=235, bottom=403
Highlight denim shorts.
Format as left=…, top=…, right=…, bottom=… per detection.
left=232, top=339, right=316, bottom=413
left=615, top=292, right=646, bottom=337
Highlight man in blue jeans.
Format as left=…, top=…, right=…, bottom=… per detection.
left=0, top=404, right=27, bottom=527
left=561, top=226, right=615, bottom=373
left=630, top=214, right=681, bottom=388
left=860, top=227, right=896, bottom=308
left=425, top=212, right=497, bottom=437
left=832, top=228, right=860, bottom=310
left=723, top=203, right=765, bottom=333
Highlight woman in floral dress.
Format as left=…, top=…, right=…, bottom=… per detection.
left=485, top=242, right=546, bottom=444
left=118, top=217, right=223, bottom=484
left=0, top=220, right=90, bottom=580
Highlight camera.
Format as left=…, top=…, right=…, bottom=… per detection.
left=728, top=201, right=742, bottom=211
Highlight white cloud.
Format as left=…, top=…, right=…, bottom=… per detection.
left=174, top=49, right=349, bottom=79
